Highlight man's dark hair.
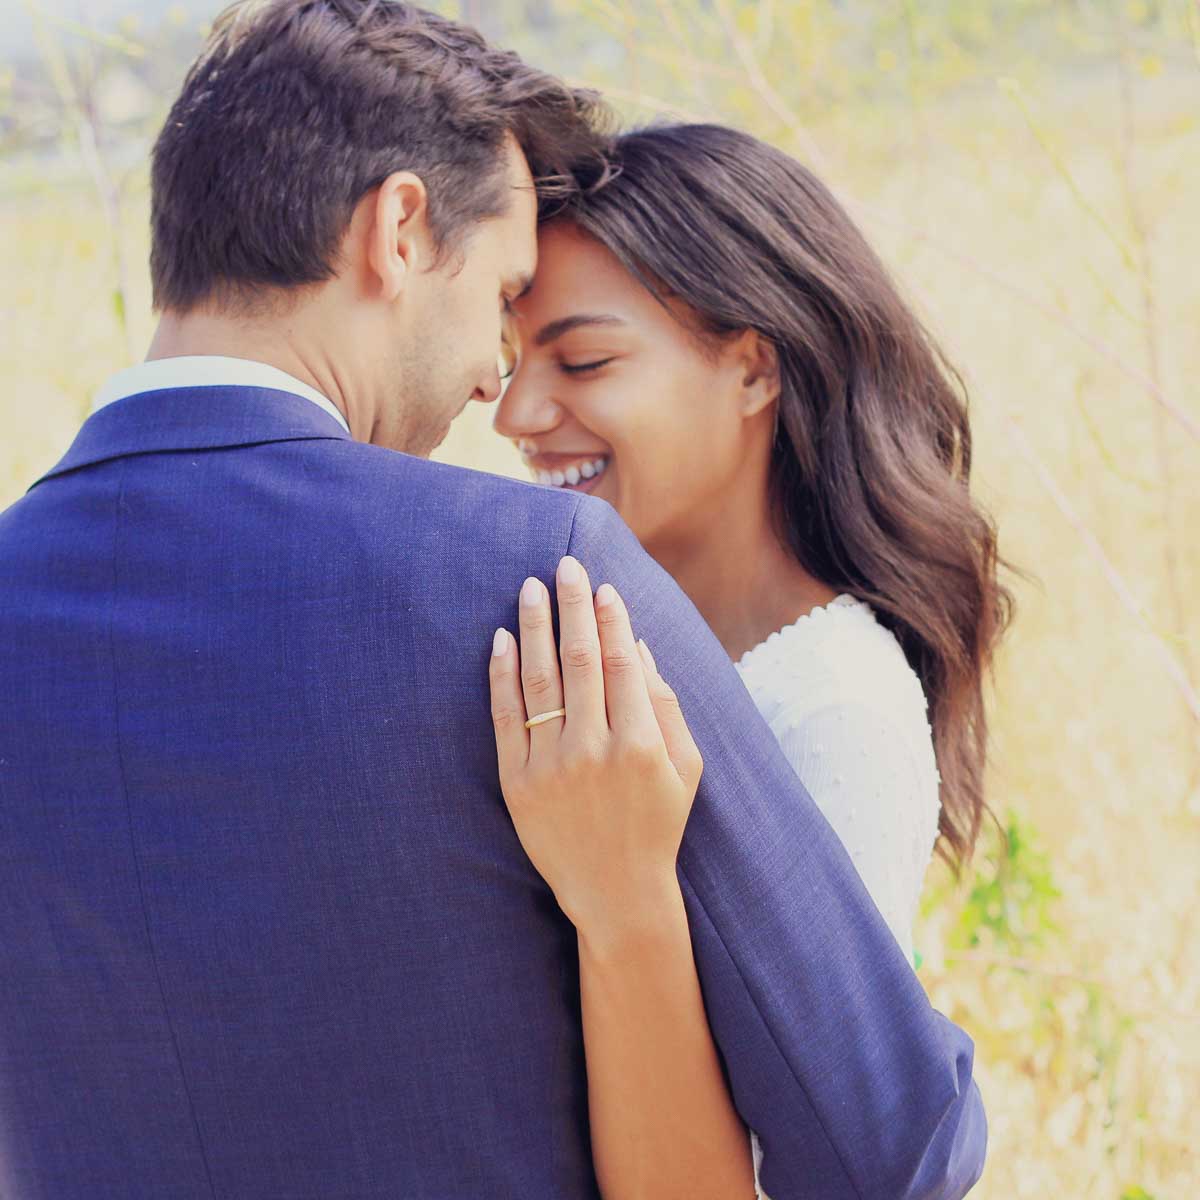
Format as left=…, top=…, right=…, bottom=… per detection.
left=150, top=0, right=612, bottom=315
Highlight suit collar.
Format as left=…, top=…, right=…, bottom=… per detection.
left=89, top=354, right=351, bottom=434
left=30, top=385, right=352, bottom=490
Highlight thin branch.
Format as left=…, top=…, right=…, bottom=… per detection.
left=640, top=10, right=744, bottom=85
left=75, top=103, right=137, bottom=363
left=576, top=0, right=626, bottom=25
left=21, top=0, right=138, bottom=365
left=998, top=75, right=1140, bottom=271
left=649, top=0, right=714, bottom=114
left=710, top=0, right=830, bottom=173
left=754, top=0, right=776, bottom=56
left=566, top=78, right=707, bottom=123
left=1115, top=28, right=1198, bottom=772
left=19, top=0, right=145, bottom=58
left=844, top=197, right=1200, bottom=446
left=942, top=948, right=1198, bottom=1025
left=1072, top=376, right=1158, bottom=495
left=1001, top=414, right=1200, bottom=723
left=617, top=0, right=642, bottom=103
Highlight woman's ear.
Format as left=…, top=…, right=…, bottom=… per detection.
left=366, top=171, right=429, bottom=303
left=734, top=330, right=781, bottom=419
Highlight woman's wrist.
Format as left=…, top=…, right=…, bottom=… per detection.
left=574, top=871, right=688, bottom=964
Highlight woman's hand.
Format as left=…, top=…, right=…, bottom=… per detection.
left=487, top=554, right=703, bottom=940
left=489, top=556, right=756, bottom=1200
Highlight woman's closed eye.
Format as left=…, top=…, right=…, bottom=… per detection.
left=560, top=357, right=616, bottom=376
left=499, top=310, right=519, bottom=379
left=499, top=338, right=518, bottom=381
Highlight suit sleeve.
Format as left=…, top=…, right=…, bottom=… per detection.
left=566, top=496, right=987, bottom=1200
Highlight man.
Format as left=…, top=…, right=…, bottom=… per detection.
left=0, top=3, right=986, bottom=1197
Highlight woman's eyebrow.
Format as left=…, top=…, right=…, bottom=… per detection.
left=534, top=313, right=627, bottom=347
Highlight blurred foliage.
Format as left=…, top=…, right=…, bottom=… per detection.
left=923, top=811, right=1063, bottom=955
left=2, top=1, right=1198, bottom=1196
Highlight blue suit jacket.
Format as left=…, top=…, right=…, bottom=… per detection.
left=0, top=386, right=985, bottom=1199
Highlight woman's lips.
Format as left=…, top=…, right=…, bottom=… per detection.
left=525, top=453, right=611, bottom=493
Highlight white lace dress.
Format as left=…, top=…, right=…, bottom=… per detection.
left=731, top=593, right=943, bottom=1200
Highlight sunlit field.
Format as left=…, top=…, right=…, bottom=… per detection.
left=2, top=3, right=1197, bottom=1197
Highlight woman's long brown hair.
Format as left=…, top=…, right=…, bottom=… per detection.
left=559, top=123, right=1016, bottom=873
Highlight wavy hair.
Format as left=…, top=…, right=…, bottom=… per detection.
left=561, top=123, right=1015, bottom=872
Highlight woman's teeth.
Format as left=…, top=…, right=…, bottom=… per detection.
left=537, top=457, right=609, bottom=488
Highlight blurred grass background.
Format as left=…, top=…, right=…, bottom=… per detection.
left=2, top=1, right=1197, bottom=1196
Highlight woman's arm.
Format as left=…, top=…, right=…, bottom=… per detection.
left=562, top=497, right=985, bottom=1200
left=491, top=506, right=985, bottom=1199
left=576, top=874, right=757, bottom=1200
left=488, top=554, right=758, bottom=1200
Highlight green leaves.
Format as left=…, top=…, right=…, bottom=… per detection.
left=948, top=811, right=1062, bottom=955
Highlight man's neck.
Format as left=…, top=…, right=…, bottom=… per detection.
left=147, top=311, right=354, bottom=432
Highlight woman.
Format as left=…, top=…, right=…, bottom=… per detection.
left=487, top=124, right=1012, bottom=1199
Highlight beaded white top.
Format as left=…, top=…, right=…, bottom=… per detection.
left=731, top=593, right=943, bottom=1200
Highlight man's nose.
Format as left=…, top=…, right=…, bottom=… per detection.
left=471, top=359, right=505, bottom=407
left=491, top=370, right=562, bottom=441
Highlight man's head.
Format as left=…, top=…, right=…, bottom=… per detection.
left=148, top=0, right=610, bottom=454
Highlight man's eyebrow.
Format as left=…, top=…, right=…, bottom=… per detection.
left=534, top=313, right=626, bottom=347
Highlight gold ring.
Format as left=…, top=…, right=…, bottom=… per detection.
left=525, top=707, right=567, bottom=729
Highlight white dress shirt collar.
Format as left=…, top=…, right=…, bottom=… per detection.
left=90, top=355, right=351, bottom=435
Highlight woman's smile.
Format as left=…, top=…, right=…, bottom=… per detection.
left=521, top=447, right=612, bottom=493
left=494, top=222, right=721, bottom=547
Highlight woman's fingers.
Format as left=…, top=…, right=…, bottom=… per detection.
left=488, top=627, right=529, bottom=777
left=593, top=583, right=659, bottom=739
left=518, top=575, right=566, bottom=746
left=636, top=639, right=704, bottom=790
left=554, top=556, right=606, bottom=734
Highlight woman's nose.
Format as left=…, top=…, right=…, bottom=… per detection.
left=492, top=369, right=562, bottom=441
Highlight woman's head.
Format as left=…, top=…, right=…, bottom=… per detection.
left=493, top=218, right=781, bottom=551
left=497, top=122, right=1013, bottom=872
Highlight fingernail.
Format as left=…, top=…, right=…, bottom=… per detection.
left=558, top=555, right=581, bottom=585
left=492, top=628, right=508, bottom=657
left=520, top=577, right=542, bottom=606
left=636, top=638, right=656, bottom=673
left=595, top=583, right=617, bottom=608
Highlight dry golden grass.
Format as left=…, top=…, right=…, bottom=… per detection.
left=2, top=2, right=1196, bottom=1196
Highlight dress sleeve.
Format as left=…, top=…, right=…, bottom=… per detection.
left=770, top=701, right=942, bottom=968
left=751, top=1127, right=771, bottom=1199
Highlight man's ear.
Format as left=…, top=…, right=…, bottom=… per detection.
left=366, top=171, right=429, bottom=303
left=733, top=330, right=781, bottom=419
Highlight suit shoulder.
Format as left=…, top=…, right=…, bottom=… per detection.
left=316, top=440, right=590, bottom=567
left=345, top=442, right=580, bottom=523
